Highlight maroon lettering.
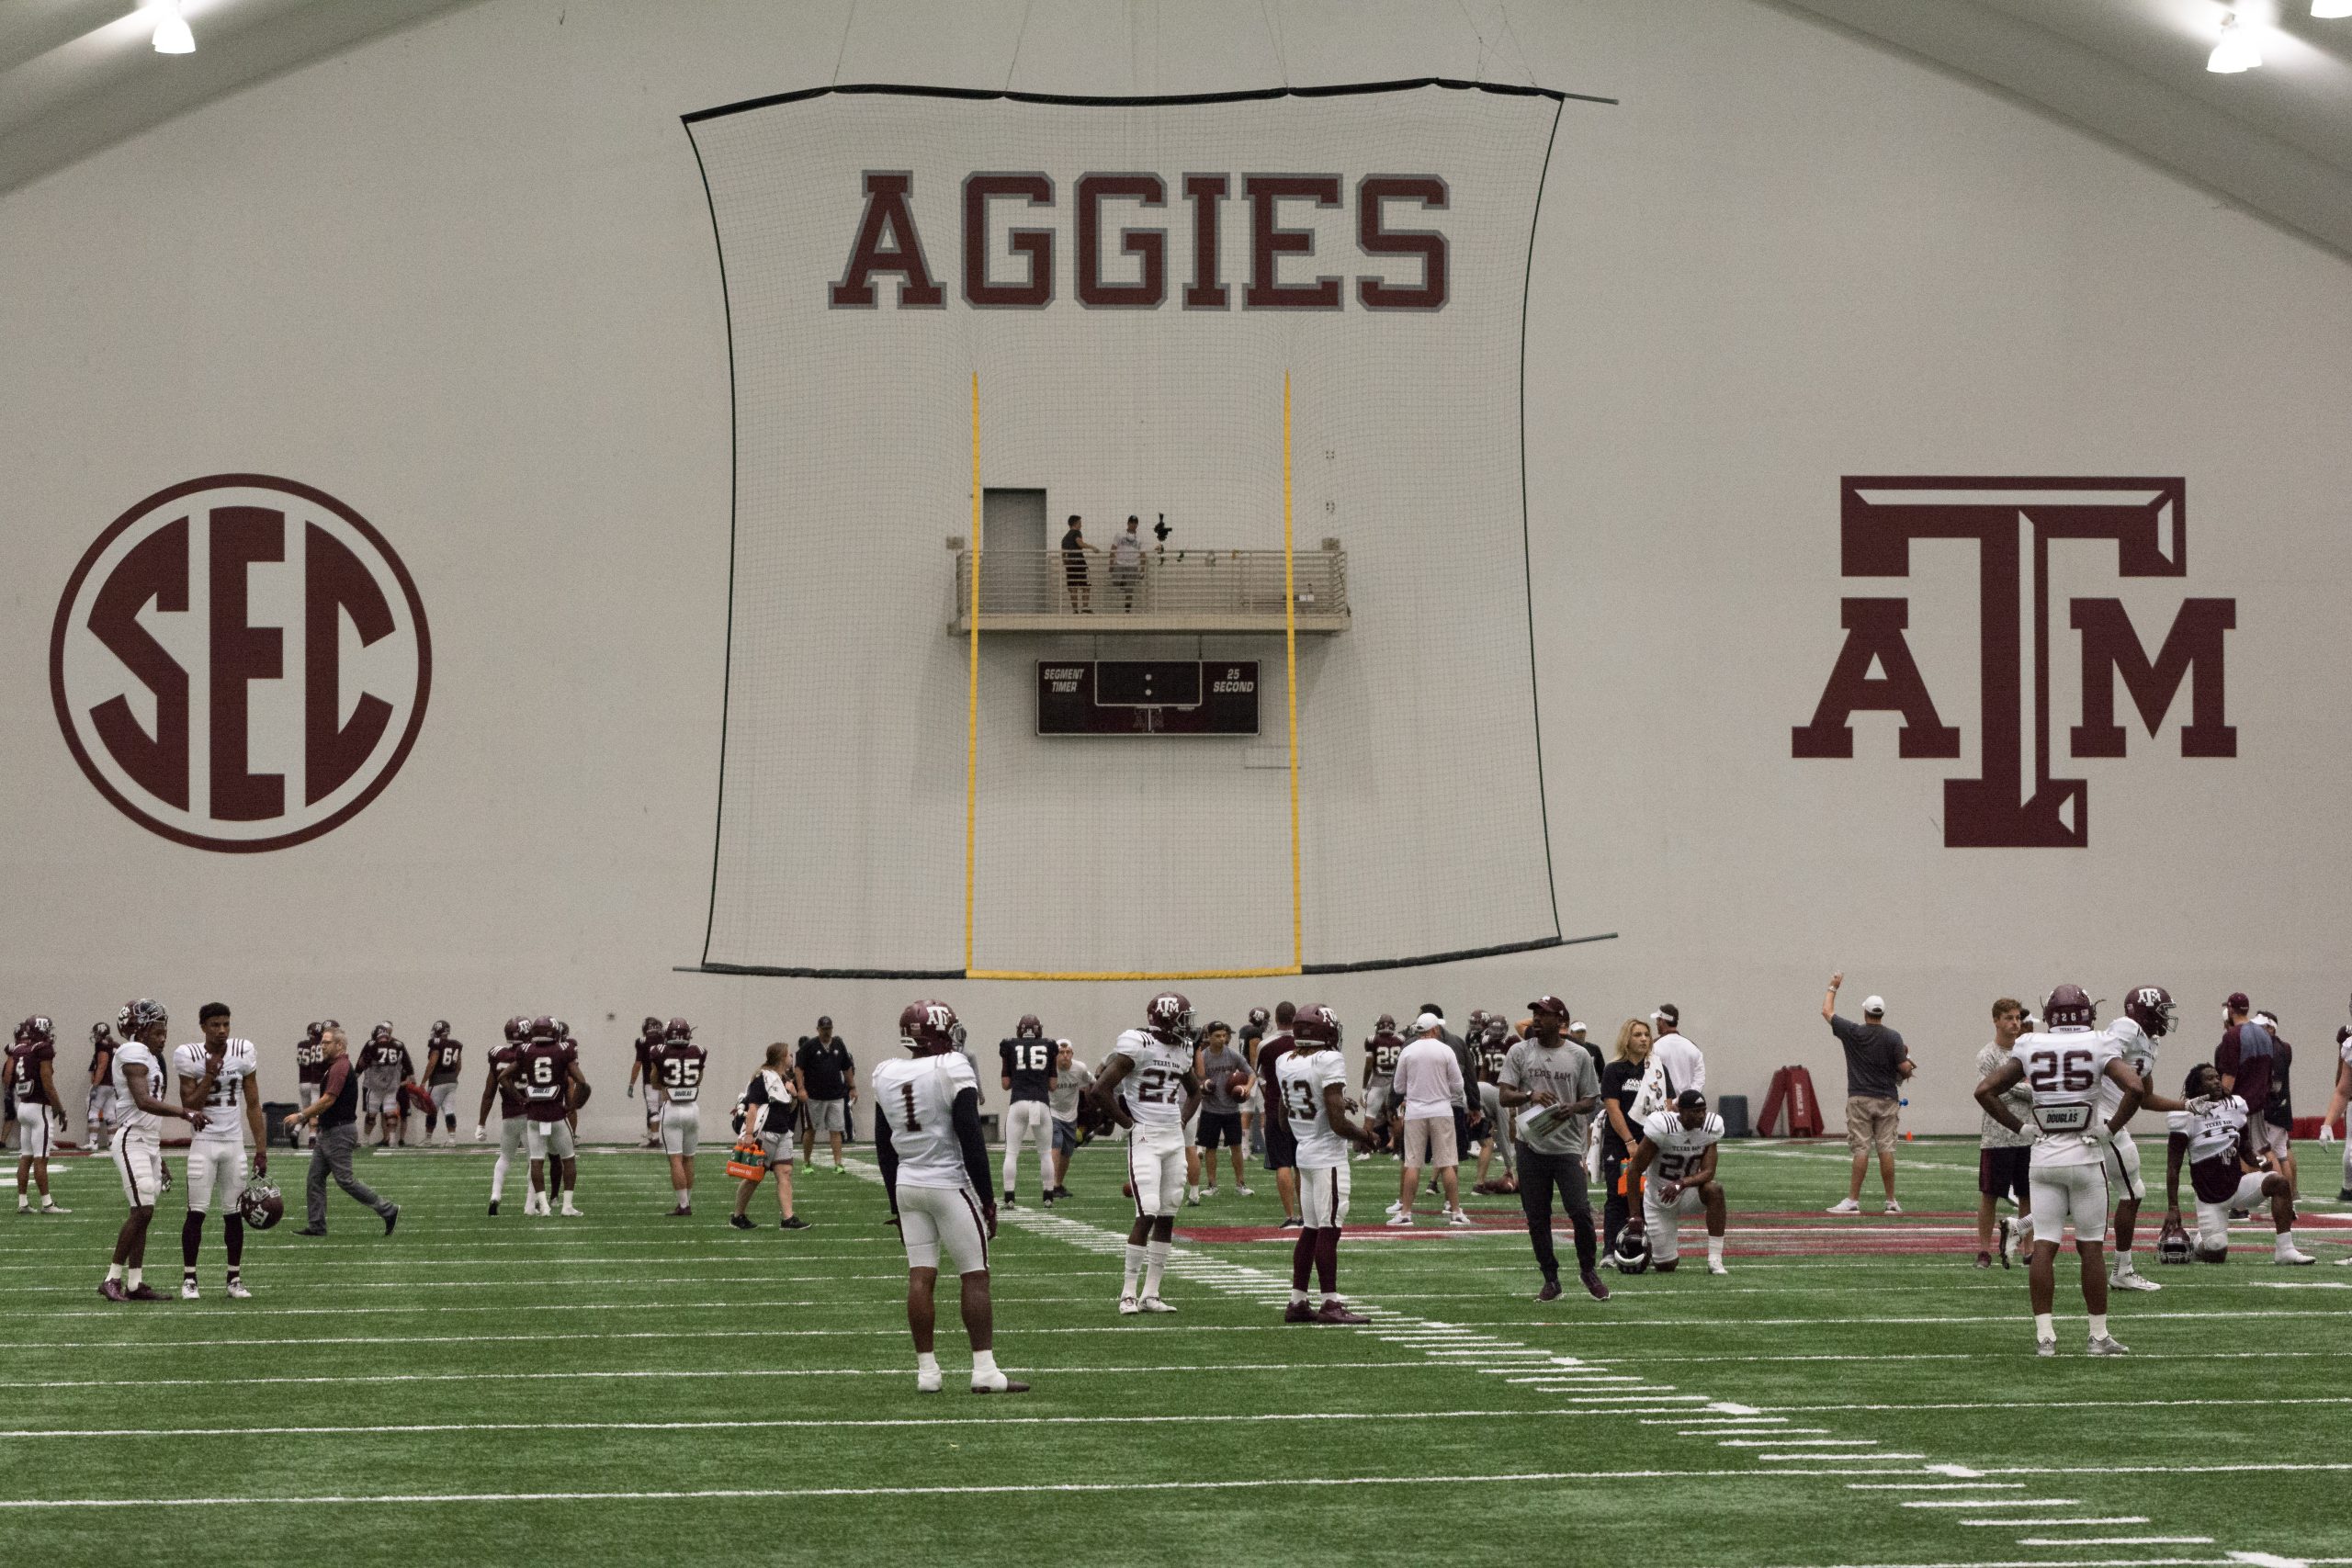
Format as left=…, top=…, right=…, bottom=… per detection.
left=208, top=505, right=286, bottom=822
left=1790, top=599, right=1960, bottom=760
left=830, top=172, right=944, bottom=308
left=305, top=523, right=396, bottom=806
left=1356, top=175, right=1448, bottom=310
left=962, top=173, right=1054, bottom=308
left=85, top=515, right=190, bottom=808
left=1075, top=173, right=1167, bottom=309
left=1182, top=175, right=1228, bottom=309
left=2069, top=598, right=2235, bottom=759
left=1244, top=175, right=1341, bottom=310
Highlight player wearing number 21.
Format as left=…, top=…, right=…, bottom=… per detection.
left=652, top=1019, right=707, bottom=1217
left=876, top=1001, right=1025, bottom=1394
left=169, top=1002, right=266, bottom=1299
left=1089, top=993, right=1205, bottom=1315
left=1975, top=984, right=2178, bottom=1358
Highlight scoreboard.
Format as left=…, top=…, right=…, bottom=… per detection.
left=1035, top=660, right=1260, bottom=736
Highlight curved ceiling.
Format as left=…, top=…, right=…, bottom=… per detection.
left=4, top=1, right=2349, bottom=263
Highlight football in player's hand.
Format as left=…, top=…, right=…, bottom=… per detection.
left=1122, top=1180, right=1136, bottom=1198
left=572, top=1080, right=594, bottom=1109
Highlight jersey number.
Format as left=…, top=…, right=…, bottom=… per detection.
left=662, top=1058, right=703, bottom=1089
left=2027, top=1049, right=2096, bottom=1093
left=526, top=1055, right=560, bottom=1100
left=1135, top=1066, right=1182, bottom=1105
left=898, top=1082, right=922, bottom=1133
left=1016, top=1043, right=1051, bottom=1073
left=1284, top=1080, right=1317, bottom=1122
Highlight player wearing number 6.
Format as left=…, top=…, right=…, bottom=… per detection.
left=1974, top=984, right=2148, bottom=1358
left=652, top=1018, right=708, bottom=1217
left=1089, top=993, right=1204, bottom=1315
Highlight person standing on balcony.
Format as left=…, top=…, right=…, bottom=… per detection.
left=1109, top=516, right=1147, bottom=611
left=1059, top=514, right=1097, bottom=613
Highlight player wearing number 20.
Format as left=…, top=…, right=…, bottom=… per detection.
left=1624, top=1089, right=1727, bottom=1275
left=875, top=1001, right=1025, bottom=1394
left=1974, top=984, right=2149, bottom=1358
left=1090, top=993, right=1204, bottom=1315
left=169, top=1003, right=266, bottom=1300
left=652, top=1018, right=707, bottom=1218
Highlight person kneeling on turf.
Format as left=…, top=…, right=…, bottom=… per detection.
left=1624, top=1089, right=1728, bottom=1275
left=2164, top=1063, right=2313, bottom=1267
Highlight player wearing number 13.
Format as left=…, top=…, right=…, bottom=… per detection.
left=875, top=1001, right=1025, bottom=1394
left=653, top=1018, right=707, bottom=1218
left=1089, top=993, right=1204, bottom=1315
left=1974, top=984, right=2148, bottom=1357
left=169, top=1003, right=265, bottom=1300
left=1277, top=1004, right=1378, bottom=1324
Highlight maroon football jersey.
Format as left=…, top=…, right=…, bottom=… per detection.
left=651, top=1042, right=708, bottom=1103
left=8, top=1042, right=55, bottom=1105
left=487, top=1043, right=527, bottom=1118
left=516, top=1040, right=578, bottom=1122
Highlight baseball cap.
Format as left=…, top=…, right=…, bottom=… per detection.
left=1527, top=995, right=1569, bottom=1019
left=2225, top=991, right=2250, bottom=1011
left=1568, top=1020, right=1587, bottom=1033
left=1862, top=995, right=1885, bottom=1016
left=1651, top=1003, right=1679, bottom=1030
left=1413, top=1011, right=1445, bottom=1034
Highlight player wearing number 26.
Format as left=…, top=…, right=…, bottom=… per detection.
left=652, top=1018, right=707, bottom=1217
left=1974, top=984, right=2151, bottom=1358
left=875, top=1001, right=1025, bottom=1394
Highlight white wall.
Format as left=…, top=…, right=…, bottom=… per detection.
left=2, top=0, right=2346, bottom=1138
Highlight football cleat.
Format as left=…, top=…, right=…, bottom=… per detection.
left=1973, top=1252, right=1994, bottom=1269
left=1883, top=1200, right=1903, bottom=1215
left=2035, top=1338, right=2057, bottom=1358
left=40, top=1201, right=71, bottom=1215
left=1535, top=1278, right=1563, bottom=1303
left=98, top=1280, right=128, bottom=1303
left=971, top=1372, right=1031, bottom=1394
left=125, top=1283, right=164, bottom=1302
left=1117, top=1295, right=1141, bottom=1315
left=1315, top=1302, right=1370, bottom=1325
left=1706, top=1258, right=1729, bottom=1276
left=1446, top=1209, right=1473, bottom=1227
left=915, top=1369, right=943, bottom=1393
left=2110, top=1268, right=2162, bottom=1292
left=1138, top=1296, right=1177, bottom=1314
left=2277, top=1247, right=2317, bottom=1266
left=1277, top=1215, right=1303, bottom=1229
left=2086, top=1334, right=2131, bottom=1356
left=383, top=1204, right=401, bottom=1235
left=487, top=1201, right=501, bottom=1216
left=180, top=1280, right=200, bottom=1300
left=1283, top=1301, right=1317, bottom=1323
left=225, top=1280, right=253, bottom=1300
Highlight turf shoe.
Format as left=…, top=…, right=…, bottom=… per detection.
left=1826, top=1198, right=1860, bottom=1215
left=728, top=1214, right=754, bottom=1230
left=225, top=1280, right=253, bottom=1300
left=1138, top=1296, right=1177, bottom=1314
left=383, top=1205, right=401, bottom=1235
left=1535, top=1278, right=1562, bottom=1303
left=2086, top=1334, right=2131, bottom=1356
left=1315, top=1301, right=1369, bottom=1325
left=781, top=1215, right=812, bottom=1230
left=1117, top=1295, right=1141, bottom=1316
left=1283, top=1301, right=1317, bottom=1323
left=1580, top=1269, right=1611, bottom=1301
left=180, top=1280, right=199, bottom=1300
left=2035, top=1338, right=2057, bottom=1358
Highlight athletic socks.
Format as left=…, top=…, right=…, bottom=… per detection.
left=2087, top=1313, right=2108, bottom=1339
left=916, top=1351, right=940, bottom=1377
left=972, top=1349, right=999, bottom=1378
left=1289, top=1287, right=1310, bottom=1305
left=106, top=1263, right=125, bottom=1283
left=2034, top=1311, right=2055, bottom=1343
left=2276, top=1230, right=2299, bottom=1259
left=489, top=1152, right=510, bottom=1202
left=126, top=1267, right=142, bottom=1292
left=1123, top=1243, right=1147, bottom=1299
left=1706, top=1235, right=1725, bottom=1268
left=1143, top=1239, right=1170, bottom=1298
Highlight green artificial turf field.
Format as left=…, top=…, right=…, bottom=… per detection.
left=5, top=1132, right=2347, bottom=1568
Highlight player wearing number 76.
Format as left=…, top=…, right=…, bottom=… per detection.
left=1089, top=993, right=1204, bottom=1315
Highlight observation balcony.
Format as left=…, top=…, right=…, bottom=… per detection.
left=948, top=545, right=1350, bottom=635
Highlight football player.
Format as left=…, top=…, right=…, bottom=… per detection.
left=1360, top=1014, right=1403, bottom=1161
left=1973, top=983, right=2146, bottom=1356
left=356, top=1023, right=411, bottom=1147
left=2102, top=986, right=2175, bottom=1292
left=420, top=1021, right=464, bottom=1145
left=1256, top=1002, right=1304, bottom=1228
left=1045, top=1040, right=1094, bottom=1200
left=652, top=1018, right=707, bottom=1216
left=1276, top=1003, right=1376, bottom=1323
left=477, top=1016, right=532, bottom=1213
left=291, top=1021, right=326, bottom=1149
left=627, top=1015, right=664, bottom=1148
left=10, top=1018, right=71, bottom=1213
left=1498, top=997, right=1611, bottom=1303
left=1473, top=1015, right=1518, bottom=1194
left=170, top=1002, right=266, bottom=1299
left=2163, top=1062, right=2314, bottom=1266
left=2318, top=1021, right=2352, bottom=1208
left=876, top=1000, right=1025, bottom=1393
left=1623, top=1089, right=1728, bottom=1275
left=101, top=999, right=204, bottom=1301
left=499, top=1017, right=588, bottom=1216
left=998, top=1014, right=1057, bottom=1207
left=86, top=1020, right=119, bottom=1145
left=1089, top=992, right=1204, bottom=1314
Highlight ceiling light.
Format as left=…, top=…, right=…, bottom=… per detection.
left=153, top=3, right=195, bottom=54
left=2207, top=12, right=2260, bottom=72
left=2313, top=0, right=2352, bottom=19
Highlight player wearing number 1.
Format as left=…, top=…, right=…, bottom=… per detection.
left=876, top=1000, right=1026, bottom=1394
left=652, top=1018, right=707, bottom=1217
left=998, top=1015, right=1057, bottom=1208
left=1090, top=993, right=1204, bottom=1315
left=1974, top=983, right=2145, bottom=1357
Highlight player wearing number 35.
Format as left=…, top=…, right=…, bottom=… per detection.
left=876, top=1001, right=1025, bottom=1395
left=651, top=1019, right=707, bottom=1217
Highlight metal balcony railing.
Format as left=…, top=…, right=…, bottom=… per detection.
left=949, top=547, right=1350, bottom=634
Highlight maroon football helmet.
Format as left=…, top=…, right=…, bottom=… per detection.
left=90, top=1021, right=115, bottom=1046
left=2123, top=985, right=2175, bottom=1038
left=503, top=1015, right=529, bottom=1043
left=900, top=1000, right=959, bottom=1055
left=528, top=1015, right=559, bottom=1043
left=303, top=1021, right=322, bottom=1043
left=1293, top=1004, right=1341, bottom=1047
left=1482, top=1016, right=1510, bottom=1043
left=235, top=1180, right=286, bottom=1231
left=23, top=1016, right=53, bottom=1046
left=1467, top=1009, right=1490, bottom=1035
left=2044, top=984, right=2097, bottom=1030
left=666, top=1016, right=693, bottom=1042
left=127, top=998, right=167, bottom=1037
left=641, top=1015, right=663, bottom=1038
left=1247, top=1006, right=1271, bottom=1029
left=1374, top=1012, right=1396, bottom=1033
left=1016, top=1014, right=1044, bottom=1039
left=554, top=1021, right=571, bottom=1042
left=1146, top=992, right=1193, bottom=1042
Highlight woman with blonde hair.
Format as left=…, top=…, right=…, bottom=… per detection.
left=1599, top=1019, right=1654, bottom=1261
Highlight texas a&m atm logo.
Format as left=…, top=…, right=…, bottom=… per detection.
left=51, top=475, right=431, bottom=852
left=1792, top=478, right=2232, bottom=848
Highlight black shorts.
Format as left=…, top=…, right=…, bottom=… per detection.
left=1977, top=1145, right=2030, bottom=1202
left=1196, top=1111, right=1244, bottom=1150
left=1261, top=1117, right=1298, bottom=1171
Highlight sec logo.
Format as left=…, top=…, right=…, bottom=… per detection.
left=50, top=474, right=431, bottom=852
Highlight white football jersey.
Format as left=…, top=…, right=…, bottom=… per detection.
left=2009, top=1028, right=2121, bottom=1166
left=111, top=1043, right=166, bottom=1137
left=1638, top=1108, right=1724, bottom=1186
left=169, top=1039, right=258, bottom=1143
left=1277, top=1047, right=1350, bottom=1169
left=2098, top=1017, right=2159, bottom=1122
left=2167, top=1093, right=2253, bottom=1167
left=1109, top=1029, right=1192, bottom=1129
left=873, top=1051, right=981, bottom=1190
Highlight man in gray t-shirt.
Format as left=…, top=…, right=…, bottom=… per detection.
left=1823, top=972, right=1915, bottom=1216
left=1194, top=1024, right=1255, bottom=1198
left=1497, top=996, right=1608, bottom=1302
left=1046, top=1043, right=1095, bottom=1201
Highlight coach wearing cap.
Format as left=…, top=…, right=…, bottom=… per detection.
left=1822, top=973, right=1913, bottom=1216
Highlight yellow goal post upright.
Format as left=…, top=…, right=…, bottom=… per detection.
left=962, top=369, right=1305, bottom=984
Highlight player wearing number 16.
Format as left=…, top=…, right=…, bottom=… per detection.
left=652, top=1019, right=708, bottom=1218
left=875, top=1001, right=1026, bottom=1394
left=1974, top=984, right=2150, bottom=1358
left=1089, top=993, right=1205, bottom=1315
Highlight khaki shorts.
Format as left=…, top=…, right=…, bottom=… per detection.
left=1845, top=1096, right=1900, bottom=1156
left=1403, top=1114, right=1458, bottom=1167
